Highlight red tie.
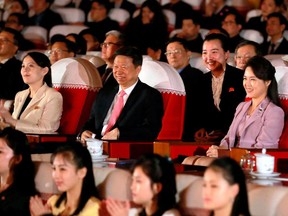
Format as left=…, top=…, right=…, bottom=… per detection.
left=104, top=90, right=126, bottom=134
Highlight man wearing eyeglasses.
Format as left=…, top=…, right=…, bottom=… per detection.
left=98, top=30, right=125, bottom=88
left=0, top=28, right=24, bottom=110
left=48, top=36, right=77, bottom=65
left=221, top=11, right=245, bottom=52
left=166, top=37, right=205, bottom=141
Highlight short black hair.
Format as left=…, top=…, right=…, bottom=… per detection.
left=267, top=12, right=287, bottom=27
left=166, top=37, right=189, bottom=50
left=1, top=27, right=22, bottom=46
left=235, top=40, right=262, bottom=56
left=113, top=46, right=143, bottom=66
left=50, top=36, right=77, bottom=55
left=204, top=33, right=230, bottom=52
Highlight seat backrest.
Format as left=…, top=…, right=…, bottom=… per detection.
left=80, top=55, right=106, bottom=68
left=169, top=28, right=182, bottom=38
left=49, top=25, right=89, bottom=40
left=52, top=0, right=71, bottom=7
left=246, top=9, right=262, bottom=22
left=275, top=66, right=288, bottom=148
left=199, top=28, right=209, bottom=39
left=51, top=57, right=102, bottom=134
left=22, top=25, right=48, bottom=48
left=240, top=29, right=264, bottom=43
left=265, top=54, right=286, bottom=67
left=162, top=9, right=176, bottom=32
left=284, top=30, right=288, bottom=40
left=139, top=59, right=186, bottom=140
left=108, top=8, right=130, bottom=28
left=52, top=7, right=85, bottom=24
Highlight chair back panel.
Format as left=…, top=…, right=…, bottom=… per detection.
left=275, top=66, right=288, bottom=148
left=139, top=59, right=186, bottom=140
left=52, top=58, right=102, bottom=134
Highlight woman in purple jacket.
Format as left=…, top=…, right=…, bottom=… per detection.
left=207, top=56, right=284, bottom=157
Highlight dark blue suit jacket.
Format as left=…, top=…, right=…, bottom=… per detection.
left=81, top=80, right=164, bottom=141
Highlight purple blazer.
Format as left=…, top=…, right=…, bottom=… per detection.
left=220, top=97, right=284, bottom=149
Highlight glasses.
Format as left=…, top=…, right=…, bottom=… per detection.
left=113, top=64, right=130, bottom=71
left=222, top=21, right=236, bottom=25
left=235, top=55, right=251, bottom=61
left=100, top=42, right=120, bottom=48
left=0, top=38, right=14, bottom=44
left=47, top=48, right=69, bottom=55
left=164, top=49, right=183, bottom=56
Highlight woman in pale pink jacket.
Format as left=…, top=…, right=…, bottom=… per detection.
left=207, top=56, right=284, bottom=157
left=0, top=52, right=63, bottom=133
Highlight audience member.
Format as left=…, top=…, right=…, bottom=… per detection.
left=0, top=52, right=63, bottom=133
left=261, top=12, right=288, bottom=55
left=0, top=27, right=24, bottom=107
left=85, top=0, right=120, bottom=43
left=29, top=0, right=63, bottom=31
left=105, top=153, right=180, bottom=216
left=30, top=141, right=101, bottom=216
left=165, top=37, right=205, bottom=141
left=203, top=157, right=251, bottom=216
left=98, top=30, right=125, bottom=88
left=173, top=13, right=203, bottom=53
left=112, top=0, right=136, bottom=18
left=234, top=40, right=262, bottom=70
left=125, top=0, right=168, bottom=55
left=221, top=11, right=245, bottom=52
left=80, top=46, right=164, bottom=141
left=4, top=13, right=35, bottom=50
left=202, top=0, right=238, bottom=29
left=65, top=33, right=87, bottom=55
left=207, top=56, right=284, bottom=157
left=207, top=27, right=229, bottom=37
left=48, top=36, right=77, bottom=65
left=79, top=28, right=100, bottom=51
left=3, top=0, right=29, bottom=19
left=146, top=40, right=164, bottom=61
left=0, top=127, right=37, bottom=216
left=245, top=0, right=284, bottom=41
left=195, top=33, right=246, bottom=142
left=162, top=0, right=196, bottom=29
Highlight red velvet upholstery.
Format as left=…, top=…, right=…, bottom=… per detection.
left=275, top=66, right=288, bottom=148
left=52, top=57, right=102, bottom=135
left=139, top=59, right=186, bottom=140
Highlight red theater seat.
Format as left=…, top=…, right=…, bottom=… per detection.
left=139, top=59, right=186, bottom=140
left=52, top=57, right=102, bottom=135
left=275, top=66, right=288, bottom=148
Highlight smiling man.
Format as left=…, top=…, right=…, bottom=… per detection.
left=80, top=46, right=164, bottom=141
left=195, top=33, right=246, bottom=142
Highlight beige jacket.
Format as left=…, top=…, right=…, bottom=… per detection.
left=12, top=83, right=63, bottom=133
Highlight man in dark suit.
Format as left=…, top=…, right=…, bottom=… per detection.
left=85, top=0, right=120, bottom=43
left=80, top=46, right=164, bottom=141
left=195, top=33, right=246, bottom=142
left=98, top=30, right=125, bottom=88
left=0, top=28, right=24, bottom=109
left=165, top=37, right=205, bottom=141
left=29, top=0, right=63, bottom=31
left=261, top=12, right=288, bottom=55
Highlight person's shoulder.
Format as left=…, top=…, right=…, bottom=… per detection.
left=47, top=194, right=60, bottom=206
left=226, top=65, right=244, bottom=77
left=163, top=208, right=181, bottom=216
left=44, top=85, right=63, bottom=98
left=138, top=80, right=161, bottom=94
left=80, top=197, right=101, bottom=215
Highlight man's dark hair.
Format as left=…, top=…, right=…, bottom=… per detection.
left=204, top=33, right=230, bottom=52
left=267, top=12, right=287, bottom=30
left=50, top=36, right=77, bottom=56
left=235, top=40, right=262, bottom=56
left=1, top=27, right=22, bottom=46
left=113, top=46, right=143, bottom=66
left=166, top=37, right=189, bottom=50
